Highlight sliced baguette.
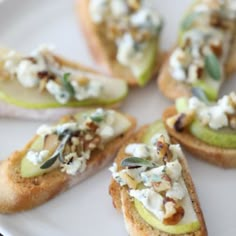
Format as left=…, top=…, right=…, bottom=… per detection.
left=0, top=48, right=127, bottom=120
left=109, top=126, right=207, bottom=236
left=76, top=0, right=163, bottom=86
left=163, top=106, right=236, bottom=168
left=0, top=113, right=136, bottom=214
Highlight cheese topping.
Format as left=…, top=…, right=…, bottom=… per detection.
left=89, top=0, right=162, bottom=76
left=2, top=45, right=104, bottom=104
left=172, top=92, right=236, bottom=130
left=110, top=133, right=198, bottom=225
left=169, top=0, right=236, bottom=87
left=26, top=109, right=130, bottom=176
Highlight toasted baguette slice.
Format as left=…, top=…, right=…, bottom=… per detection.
left=163, top=106, right=236, bottom=168
left=77, top=0, right=164, bottom=86
left=0, top=47, right=128, bottom=120
left=0, top=113, right=136, bottom=214
left=109, top=126, right=207, bottom=236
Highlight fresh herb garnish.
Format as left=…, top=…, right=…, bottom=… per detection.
left=121, top=157, right=157, bottom=168
left=40, top=133, right=71, bottom=169
left=61, top=73, right=75, bottom=96
left=90, top=114, right=104, bottom=122
left=181, top=12, right=199, bottom=31
left=204, top=53, right=221, bottom=81
left=192, top=87, right=209, bottom=104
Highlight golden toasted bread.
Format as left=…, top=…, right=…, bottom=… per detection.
left=0, top=114, right=136, bottom=214
left=109, top=126, right=207, bottom=236
left=163, top=107, right=236, bottom=168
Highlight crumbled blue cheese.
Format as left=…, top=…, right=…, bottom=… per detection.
left=166, top=160, right=182, bottom=181
left=130, top=9, right=161, bottom=33
left=36, top=124, right=56, bottom=136
left=188, top=94, right=236, bottom=130
left=166, top=181, right=186, bottom=200
left=61, top=153, right=86, bottom=175
left=110, top=0, right=129, bottom=17
left=89, top=0, right=109, bottom=23
left=71, top=80, right=102, bottom=101
left=26, top=150, right=49, bottom=165
left=46, top=80, right=70, bottom=104
left=125, top=143, right=150, bottom=158
left=117, top=33, right=143, bottom=68
left=141, top=166, right=166, bottom=186
left=130, top=188, right=165, bottom=221
left=56, top=122, right=78, bottom=134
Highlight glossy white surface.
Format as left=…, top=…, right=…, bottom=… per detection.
left=0, top=0, right=236, bottom=235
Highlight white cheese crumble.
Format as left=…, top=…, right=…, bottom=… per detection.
left=130, top=188, right=165, bottom=221
left=71, top=80, right=102, bottom=101
left=188, top=93, right=236, bottom=130
left=110, top=0, right=129, bottom=17
left=89, top=0, right=109, bottom=23
left=166, top=160, right=182, bottom=181
left=26, top=150, right=49, bottom=165
left=46, top=80, right=70, bottom=104
left=61, top=153, right=86, bottom=176
left=166, top=182, right=186, bottom=200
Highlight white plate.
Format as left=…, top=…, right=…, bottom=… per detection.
left=0, top=0, right=236, bottom=235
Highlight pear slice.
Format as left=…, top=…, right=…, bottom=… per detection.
left=21, top=134, right=60, bottom=178
left=190, top=119, right=236, bottom=149
left=131, top=41, right=158, bottom=87
left=0, top=76, right=128, bottom=109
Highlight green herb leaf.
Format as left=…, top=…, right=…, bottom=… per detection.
left=40, top=134, right=71, bottom=169
left=121, top=157, right=156, bottom=168
left=181, top=12, right=199, bottom=31
left=40, top=155, right=58, bottom=169
left=90, top=115, right=104, bottom=122
left=61, top=73, right=75, bottom=96
left=204, top=53, right=221, bottom=81
left=192, top=87, right=209, bottom=104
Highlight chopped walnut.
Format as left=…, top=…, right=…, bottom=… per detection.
left=128, top=0, right=141, bottom=11
left=163, top=198, right=185, bottom=225
left=173, top=111, right=195, bottom=132
left=156, top=135, right=172, bottom=163
left=152, top=174, right=172, bottom=192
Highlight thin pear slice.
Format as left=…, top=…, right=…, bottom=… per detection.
left=190, top=120, right=236, bottom=149
left=0, top=76, right=128, bottom=109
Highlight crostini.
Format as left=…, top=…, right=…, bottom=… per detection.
left=109, top=120, right=207, bottom=235
left=158, top=0, right=236, bottom=101
left=0, top=108, right=136, bottom=213
left=163, top=92, right=236, bottom=168
left=0, top=46, right=128, bottom=120
left=77, top=0, right=163, bottom=86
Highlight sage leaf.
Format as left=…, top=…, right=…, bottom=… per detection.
left=204, top=53, right=221, bottom=81
left=90, top=114, right=104, bottom=122
left=62, top=73, right=75, bottom=96
left=181, top=12, right=199, bottom=31
left=192, top=87, right=209, bottom=104
left=121, top=157, right=156, bottom=168
left=40, top=155, right=58, bottom=169
left=40, top=133, right=71, bottom=169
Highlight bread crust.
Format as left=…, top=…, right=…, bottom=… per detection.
left=109, top=126, right=207, bottom=236
left=163, top=107, right=236, bottom=168
left=76, top=0, right=163, bottom=86
left=0, top=114, right=136, bottom=214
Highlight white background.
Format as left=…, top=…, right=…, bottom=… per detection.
left=0, top=0, right=236, bottom=235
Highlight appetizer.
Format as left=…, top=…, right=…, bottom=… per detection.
left=77, top=0, right=163, bottom=86
left=0, top=108, right=136, bottom=213
left=163, top=91, right=236, bottom=168
left=0, top=46, right=128, bottom=120
left=158, top=0, right=236, bottom=101
left=109, top=120, right=207, bottom=235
